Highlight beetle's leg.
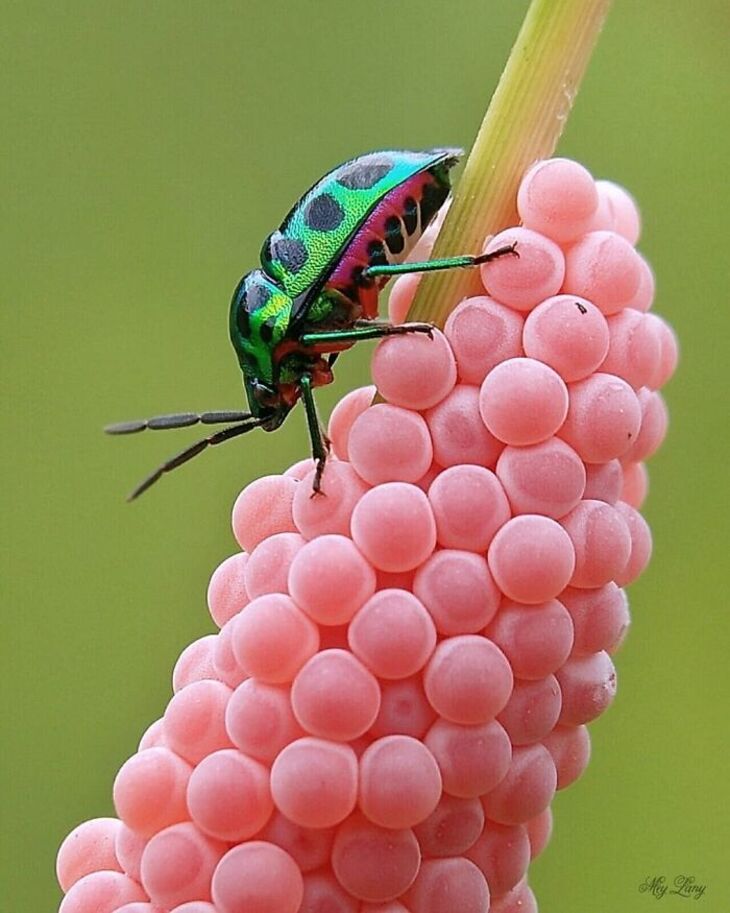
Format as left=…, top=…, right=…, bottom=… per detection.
left=125, top=419, right=264, bottom=501
left=299, top=373, right=328, bottom=496
left=300, top=322, right=433, bottom=347
left=361, top=241, right=518, bottom=280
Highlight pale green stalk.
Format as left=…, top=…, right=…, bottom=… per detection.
left=407, top=0, right=613, bottom=326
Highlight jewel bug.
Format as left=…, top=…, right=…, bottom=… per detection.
left=107, top=148, right=517, bottom=498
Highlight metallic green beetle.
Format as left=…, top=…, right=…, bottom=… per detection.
left=107, top=149, right=516, bottom=498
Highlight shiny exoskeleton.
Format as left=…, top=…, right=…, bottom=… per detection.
left=107, top=149, right=516, bottom=499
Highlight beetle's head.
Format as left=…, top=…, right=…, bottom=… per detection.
left=242, top=376, right=295, bottom=430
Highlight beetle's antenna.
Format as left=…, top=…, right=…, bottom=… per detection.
left=104, top=411, right=253, bottom=435
left=126, top=419, right=265, bottom=501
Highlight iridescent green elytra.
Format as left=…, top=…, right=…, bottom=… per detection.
left=106, top=149, right=517, bottom=499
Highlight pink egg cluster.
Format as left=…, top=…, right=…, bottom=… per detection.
left=57, top=158, right=676, bottom=913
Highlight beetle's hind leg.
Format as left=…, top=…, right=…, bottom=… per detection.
left=299, top=373, right=329, bottom=495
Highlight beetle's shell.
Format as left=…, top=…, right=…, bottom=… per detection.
left=260, top=149, right=461, bottom=308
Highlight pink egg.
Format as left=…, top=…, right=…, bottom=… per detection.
left=560, top=583, right=630, bottom=656
left=56, top=817, right=122, bottom=891
left=622, top=388, right=669, bottom=464
left=542, top=724, right=592, bottom=789
left=424, top=717, right=512, bottom=798
left=495, top=438, right=586, bottom=519
left=480, top=227, right=565, bottom=312
left=291, top=649, right=381, bottom=741
left=490, top=879, right=538, bottom=913
left=140, top=822, right=226, bottom=908
left=348, top=403, right=433, bottom=484
left=114, top=903, right=164, bottom=913
left=270, top=737, right=358, bottom=828
left=113, top=748, right=192, bottom=838
left=517, top=158, right=599, bottom=243
left=360, top=903, right=410, bottom=913
left=412, top=794, right=485, bottom=858
left=522, top=294, right=609, bottom=382
left=583, top=459, right=622, bottom=504
left=428, top=464, right=511, bottom=552
left=283, top=458, right=318, bottom=481
left=288, top=534, right=376, bottom=626
left=114, top=824, right=146, bottom=883
left=413, top=550, right=500, bottom=635
left=369, top=676, right=437, bottom=739
left=621, top=461, right=649, bottom=508
left=231, top=475, right=297, bottom=552
left=387, top=272, right=421, bottom=324
left=465, top=821, right=531, bottom=897
left=257, top=811, right=334, bottom=873
left=481, top=744, right=557, bottom=825
left=292, top=461, right=369, bottom=540
left=162, top=681, right=234, bottom=764
left=230, top=593, right=319, bottom=684
left=479, top=358, right=569, bottom=446
left=244, top=532, right=305, bottom=597
left=351, top=482, right=436, bottom=573
left=425, top=385, right=504, bottom=468
left=614, top=502, right=653, bottom=585
left=626, top=253, right=655, bottom=312
left=211, top=842, right=304, bottom=913
left=562, top=231, right=643, bottom=315
left=556, top=651, right=617, bottom=725
left=348, top=589, right=437, bottom=679
left=444, top=296, right=524, bottom=385
left=644, top=313, right=679, bottom=389
left=58, top=871, right=147, bottom=913
left=225, top=678, right=303, bottom=765
left=358, top=735, right=442, bottom=828
left=330, top=813, right=421, bottom=902
left=138, top=719, right=167, bottom=751
left=424, top=635, right=513, bottom=724
left=560, top=499, right=632, bottom=588
left=496, top=675, right=562, bottom=746
left=486, top=600, right=574, bottom=680
left=211, top=620, right=247, bottom=689
left=600, top=309, right=661, bottom=389
left=172, top=635, right=219, bottom=693
left=206, top=552, right=249, bottom=628
left=187, top=748, right=273, bottom=842
left=371, top=328, right=457, bottom=410
left=300, top=870, right=359, bottom=913
left=559, top=372, right=642, bottom=463
left=327, top=384, right=376, bottom=460
left=401, top=857, right=490, bottom=913
left=593, top=179, right=641, bottom=244
left=487, top=515, right=576, bottom=604
left=169, top=903, right=218, bottom=913
left=525, top=807, right=553, bottom=860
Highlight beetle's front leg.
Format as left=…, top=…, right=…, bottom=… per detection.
left=300, top=321, right=434, bottom=348
left=299, top=373, right=328, bottom=496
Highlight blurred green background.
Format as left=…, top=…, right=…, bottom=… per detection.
left=3, top=1, right=729, bottom=910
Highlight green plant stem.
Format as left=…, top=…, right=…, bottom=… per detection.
left=407, top=0, right=613, bottom=327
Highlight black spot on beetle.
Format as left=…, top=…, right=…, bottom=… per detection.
left=259, top=319, right=275, bottom=343
left=384, top=216, right=404, bottom=256
left=245, top=282, right=272, bottom=313
left=367, top=240, right=388, bottom=267
left=337, top=156, right=393, bottom=190
left=402, top=196, right=418, bottom=235
left=419, top=180, right=447, bottom=230
left=305, top=193, right=345, bottom=232
left=273, top=237, right=308, bottom=274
